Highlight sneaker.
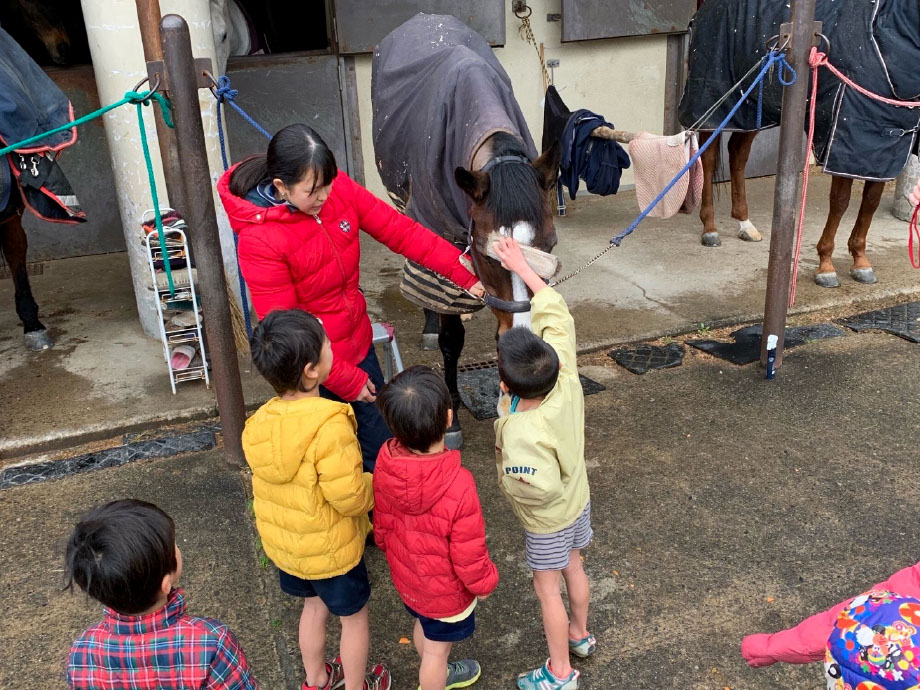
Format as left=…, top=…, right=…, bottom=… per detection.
left=516, top=660, right=579, bottom=690
left=416, top=659, right=482, bottom=690
left=568, top=633, right=596, bottom=659
left=363, top=663, right=391, bottom=690
left=302, top=657, right=345, bottom=690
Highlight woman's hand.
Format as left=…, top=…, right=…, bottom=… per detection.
left=468, top=281, right=486, bottom=298
left=354, top=380, right=377, bottom=403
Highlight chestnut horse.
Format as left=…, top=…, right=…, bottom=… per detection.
left=0, top=194, right=52, bottom=350
left=683, top=0, right=919, bottom=288
left=697, top=131, right=885, bottom=287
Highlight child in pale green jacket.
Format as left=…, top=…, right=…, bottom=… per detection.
left=492, top=236, right=594, bottom=690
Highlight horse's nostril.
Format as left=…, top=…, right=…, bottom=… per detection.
left=220, top=32, right=228, bottom=43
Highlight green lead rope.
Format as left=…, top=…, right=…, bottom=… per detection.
left=0, top=89, right=178, bottom=296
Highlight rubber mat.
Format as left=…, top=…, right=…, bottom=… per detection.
left=837, top=302, right=920, bottom=343
left=688, top=323, right=847, bottom=365
left=608, top=343, right=686, bottom=375
left=0, top=428, right=216, bottom=489
left=457, top=366, right=605, bottom=421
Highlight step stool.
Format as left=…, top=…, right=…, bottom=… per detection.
left=372, top=322, right=404, bottom=382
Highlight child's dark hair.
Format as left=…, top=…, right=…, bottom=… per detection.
left=377, top=365, right=451, bottom=453
left=228, top=123, right=337, bottom=197
left=250, top=309, right=326, bottom=395
left=65, top=499, right=178, bottom=615
left=497, top=327, right=560, bottom=399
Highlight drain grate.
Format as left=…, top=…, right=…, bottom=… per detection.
left=0, top=262, right=44, bottom=280
left=837, top=302, right=920, bottom=343
left=688, top=323, right=847, bottom=365
left=0, top=428, right=216, bottom=489
left=609, top=343, right=685, bottom=375
left=458, top=365, right=605, bottom=421
left=457, top=359, right=498, bottom=372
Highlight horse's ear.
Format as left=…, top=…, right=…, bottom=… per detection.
left=454, top=167, right=490, bottom=202
left=533, top=141, right=562, bottom=190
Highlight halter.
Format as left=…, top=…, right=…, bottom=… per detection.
left=466, top=154, right=535, bottom=314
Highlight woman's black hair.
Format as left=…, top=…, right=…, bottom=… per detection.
left=229, top=123, right=338, bottom=197
left=65, top=499, right=178, bottom=615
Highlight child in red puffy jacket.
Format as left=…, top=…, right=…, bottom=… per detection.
left=373, top=366, right=499, bottom=690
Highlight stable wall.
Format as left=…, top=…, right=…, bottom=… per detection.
left=354, top=0, right=670, bottom=200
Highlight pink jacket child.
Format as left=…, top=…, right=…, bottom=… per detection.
left=741, top=561, right=920, bottom=667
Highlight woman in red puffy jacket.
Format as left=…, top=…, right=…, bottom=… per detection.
left=218, top=124, right=483, bottom=471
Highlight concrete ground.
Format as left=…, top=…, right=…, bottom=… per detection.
left=2, top=326, right=919, bottom=689
left=2, top=171, right=917, bottom=459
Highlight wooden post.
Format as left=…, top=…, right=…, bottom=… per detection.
left=134, top=0, right=187, bottom=216
left=759, top=0, right=818, bottom=369
left=161, top=14, right=246, bottom=467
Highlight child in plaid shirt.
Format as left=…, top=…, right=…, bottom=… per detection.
left=65, top=499, right=258, bottom=690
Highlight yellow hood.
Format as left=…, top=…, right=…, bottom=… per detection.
left=243, top=396, right=356, bottom=484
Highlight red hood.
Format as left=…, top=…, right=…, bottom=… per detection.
left=374, top=438, right=461, bottom=516
left=217, top=164, right=340, bottom=233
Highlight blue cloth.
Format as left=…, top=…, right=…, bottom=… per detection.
left=559, top=109, right=630, bottom=200
left=320, top=346, right=392, bottom=473
left=0, top=23, right=75, bottom=150
left=278, top=559, right=370, bottom=616
left=405, top=604, right=476, bottom=642
left=0, top=160, right=9, bottom=213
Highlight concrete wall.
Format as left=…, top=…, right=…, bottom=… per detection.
left=354, top=0, right=670, bottom=200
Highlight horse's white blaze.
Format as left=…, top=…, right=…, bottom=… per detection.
left=503, top=222, right=535, bottom=330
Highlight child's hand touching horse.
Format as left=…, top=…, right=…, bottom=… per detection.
left=910, top=178, right=920, bottom=207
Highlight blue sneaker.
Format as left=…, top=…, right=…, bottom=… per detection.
left=516, top=660, right=579, bottom=690
left=568, top=633, right=596, bottom=659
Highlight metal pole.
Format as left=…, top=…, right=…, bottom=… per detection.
left=134, top=0, right=188, bottom=217
left=759, top=0, right=817, bottom=369
left=161, top=14, right=246, bottom=466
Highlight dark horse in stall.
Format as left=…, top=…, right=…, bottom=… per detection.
left=372, top=14, right=560, bottom=447
left=0, top=195, right=51, bottom=349
left=680, top=0, right=920, bottom=287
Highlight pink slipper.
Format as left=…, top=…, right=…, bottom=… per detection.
left=170, top=345, right=196, bottom=370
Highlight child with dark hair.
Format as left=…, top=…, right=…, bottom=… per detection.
left=244, top=309, right=390, bottom=690
left=65, top=499, right=257, bottom=690
left=492, top=237, right=594, bottom=690
left=373, top=365, right=499, bottom=690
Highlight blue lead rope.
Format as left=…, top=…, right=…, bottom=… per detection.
left=214, top=74, right=273, bottom=339
left=609, top=50, right=796, bottom=247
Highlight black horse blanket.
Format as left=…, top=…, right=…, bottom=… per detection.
left=0, top=23, right=83, bottom=222
left=678, top=0, right=920, bottom=181
left=372, top=13, right=536, bottom=245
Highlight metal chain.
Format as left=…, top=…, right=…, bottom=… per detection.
left=515, top=4, right=550, bottom=88
left=550, top=243, right=618, bottom=287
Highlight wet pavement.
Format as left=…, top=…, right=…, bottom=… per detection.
left=3, top=327, right=919, bottom=689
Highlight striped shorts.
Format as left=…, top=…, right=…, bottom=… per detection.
left=524, top=502, right=593, bottom=571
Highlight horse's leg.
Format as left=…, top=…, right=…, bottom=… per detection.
left=421, top=308, right=439, bottom=350
left=847, top=180, right=884, bottom=284
left=0, top=215, right=53, bottom=350
left=439, top=312, right=465, bottom=450
left=727, top=131, right=762, bottom=242
left=698, top=130, right=722, bottom=247
left=815, top=176, right=853, bottom=288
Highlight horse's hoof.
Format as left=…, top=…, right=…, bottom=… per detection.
left=445, top=429, right=463, bottom=450
left=815, top=272, right=841, bottom=288
left=850, top=267, right=877, bottom=284
left=701, top=232, right=721, bottom=247
left=738, top=227, right=763, bottom=242
left=24, top=329, right=54, bottom=351
left=420, top=333, right=439, bottom=351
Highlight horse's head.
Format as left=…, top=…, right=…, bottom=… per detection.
left=6, top=0, right=72, bottom=65
left=454, top=133, right=561, bottom=330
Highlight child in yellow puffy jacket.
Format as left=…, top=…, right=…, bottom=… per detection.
left=243, top=309, right=390, bottom=690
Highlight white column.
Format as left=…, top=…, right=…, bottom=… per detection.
left=81, top=0, right=241, bottom=338
left=893, top=154, right=920, bottom=222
